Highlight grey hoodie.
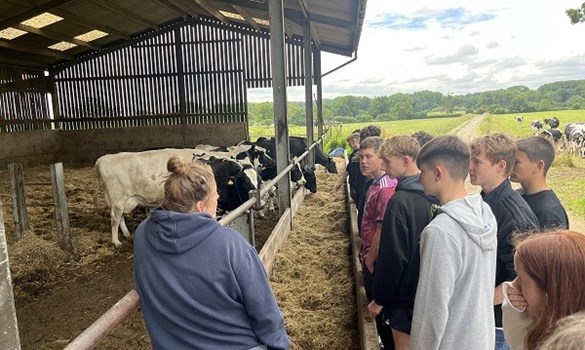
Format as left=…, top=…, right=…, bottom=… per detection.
left=411, top=194, right=497, bottom=350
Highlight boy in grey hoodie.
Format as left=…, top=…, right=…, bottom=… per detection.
left=411, top=135, right=498, bottom=350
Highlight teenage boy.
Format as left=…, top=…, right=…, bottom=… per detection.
left=358, top=136, right=398, bottom=349
left=510, top=136, right=569, bottom=230
left=411, top=135, right=498, bottom=350
left=368, top=135, right=438, bottom=350
left=469, top=133, right=538, bottom=350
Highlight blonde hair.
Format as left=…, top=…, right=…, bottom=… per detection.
left=470, top=133, right=517, bottom=175
left=378, top=135, right=420, bottom=161
left=539, top=311, right=585, bottom=350
left=161, top=156, right=216, bottom=213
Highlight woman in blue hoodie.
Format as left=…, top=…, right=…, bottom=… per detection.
left=134, top=156, right=290, bottom=350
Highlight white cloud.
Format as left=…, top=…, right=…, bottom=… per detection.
left=247, top=0, right=585, bottom=102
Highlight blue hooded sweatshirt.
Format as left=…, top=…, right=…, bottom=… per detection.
left=134, top=208, right=290, bottom=350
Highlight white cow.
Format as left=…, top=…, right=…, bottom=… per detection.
left=96, top=149, right=197, bottom=246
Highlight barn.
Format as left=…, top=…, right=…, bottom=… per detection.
left=0, top=1, right=372, bottom=349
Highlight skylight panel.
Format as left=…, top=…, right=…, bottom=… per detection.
left=0, top=27, right=27, bottom=40
left=74, top=30, right=108, bottom=42
left=21, top=12, right=63, bottom=29
left=219, top=11, right=245, bottom=21
left=48, top=41, right=77, bottom=51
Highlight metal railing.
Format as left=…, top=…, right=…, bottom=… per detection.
left=63, top=131, right=329, bottom=350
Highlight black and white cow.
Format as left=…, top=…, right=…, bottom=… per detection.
left=540, top=129, right=563, bottom=143
left=95, top=148, right=260, bottom=246
left=544, top=117, right=560, bottom=129
left=516, top=115, right=524, bottom=125
left=565, top=123, right=585, bottom=157
left=255, top=136, right=338, bottom=174
left=531, top=120, right=544, bottom=132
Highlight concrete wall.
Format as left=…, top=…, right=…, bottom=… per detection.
left=0, top=130, right=59, bottom=169
left=0, top=123, right=248, bottom=168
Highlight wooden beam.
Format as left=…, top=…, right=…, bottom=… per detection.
left=0, top=39, right=74, bottom=60
left=13, top=23, right=101, bottom=50
left=232, top=5, right=259, bottom=30
left=89, top=0, right=160, bottom=30
left=0, top=203, right=21, bottom=350
left=193, top=0, right=226, bottom=23
left=149, top=0, right=189, bottom=18
left=51, top=8, right=131, bottom=40
left=0, top=0, right=78, bottom=29
left=8, top=163, right=28, bottom=239
left=0, top=56, right=47, bottom=68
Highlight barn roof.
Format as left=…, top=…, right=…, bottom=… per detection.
left=0, top=0, right=367, bottom=69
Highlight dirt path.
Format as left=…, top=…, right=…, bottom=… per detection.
left=451, top=114, right=485, bottom=143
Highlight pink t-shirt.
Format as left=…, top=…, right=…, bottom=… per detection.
left=359, top=174, right=397, bottom=262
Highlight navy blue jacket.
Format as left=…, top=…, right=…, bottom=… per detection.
left=134, top=208, right=289, bottom=350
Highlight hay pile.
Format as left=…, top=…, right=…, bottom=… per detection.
left=271, top=160, right=359, bottom=350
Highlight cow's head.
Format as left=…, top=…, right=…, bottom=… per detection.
left=302, top=165, right=317, bottom=193
left=325, top=157, right=338, bottom=173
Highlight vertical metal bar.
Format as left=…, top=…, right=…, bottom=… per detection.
left=314, top=48, right=324, bottom=149
left=50, top=163, right=73, bottom=252
left=303, top=18, right=314, bottom=167
left=0, top=202, right=21, bottom=350
left=268, top=0, right=292, bottom=216
left=175, top=27, right=187, bottom=144
left=8, top=163, right=28, bottom=239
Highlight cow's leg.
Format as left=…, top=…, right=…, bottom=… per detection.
left=119, top=216, right=131, bottom=240
left=110, top=207, right=123, bottom=247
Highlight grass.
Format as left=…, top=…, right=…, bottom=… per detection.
left=478, top=110, right=585, bottom=138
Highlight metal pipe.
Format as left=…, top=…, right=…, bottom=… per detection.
left=62, top=131, right=330, bottom=350
left=322, top=51, right=357, bottom=78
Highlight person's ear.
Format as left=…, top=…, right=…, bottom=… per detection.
left=195, top=200, right=204, bottom=212
left=536, top=160, right=545, bottom=173
left=497, top=159, right=507, bottom=174
left=434, top=166, right=444, bottom=182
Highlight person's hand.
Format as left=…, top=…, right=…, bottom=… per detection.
left=508, top=278, right=527, bottom=311
left=368, top=301, right=383, bottom=318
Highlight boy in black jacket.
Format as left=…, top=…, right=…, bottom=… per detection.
left=368, top=135, right=438, bottom=350
left=510, top=136, right=569, bottom=230
left=469, top=133, right=538, bottom=350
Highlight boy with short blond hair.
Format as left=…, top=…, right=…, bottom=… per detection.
left=358, top=136, right=397, bottom=349
left=411, top=135, right=497, bottom=350
left=511, top=136, right=569, bottom=230
left=368, top=135, right=438, bottom=350
left=469, top=133, right=538, bottom=350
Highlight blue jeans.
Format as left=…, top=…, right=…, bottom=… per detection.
left=495, top=328, right=510, bottom=350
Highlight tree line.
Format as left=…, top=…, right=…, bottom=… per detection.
left=248, top=80, right=585, bottom=125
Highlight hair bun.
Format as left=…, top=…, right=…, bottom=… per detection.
left=167, top=156, right=186, bottom=175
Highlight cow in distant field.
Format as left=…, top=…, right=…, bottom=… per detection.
left=516, top=115, right=524, bottom=125
left=531, top=120, right=543, bottom=132
left=565, top=123, right=585, bottom=157
left=539, top=129, right=563, bottom=143
left=544, top=117, right=560, bottom=129
left=96, top=149, right=260, bottom=246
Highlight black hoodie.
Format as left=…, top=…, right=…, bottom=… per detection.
left=372, top=174, right=439, bottom=310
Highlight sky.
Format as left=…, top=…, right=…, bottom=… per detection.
left=248, top=0, right=585, bottom=102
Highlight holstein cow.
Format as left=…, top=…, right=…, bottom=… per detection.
left=531, top=120, right=544, bottom=132
left=539, top=129, right=563, bottom=143
left=96, top=148, right=259, bottom=246
left=565, top=123, right=585, bottom=157
left=255, top=136, right=338, bottom=174
left=544, top=117, right=560, bottom=129
left=516, top=115, right=524, bottom=126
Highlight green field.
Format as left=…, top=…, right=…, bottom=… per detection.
left=478, top=110, right=585, bottom=137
